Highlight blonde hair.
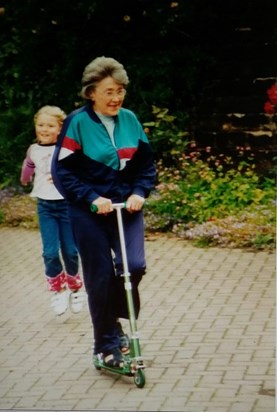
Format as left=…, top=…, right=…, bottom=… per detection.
left=34, top=105, right=66, bottom=126
left=80, top=56, right=129, bottom=100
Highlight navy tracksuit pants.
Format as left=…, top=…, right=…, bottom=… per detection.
left=70, top=207, right=146, bottom=354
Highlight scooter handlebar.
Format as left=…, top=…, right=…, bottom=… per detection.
left=90, top=202, right=126, bottom=213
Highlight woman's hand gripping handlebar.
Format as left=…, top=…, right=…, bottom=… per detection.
left=90, top=202, right=126, bottom=213
left=90, top=194, right=145, bottom=214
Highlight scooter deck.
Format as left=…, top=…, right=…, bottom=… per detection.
left=93, top=352, right=146, bottom=388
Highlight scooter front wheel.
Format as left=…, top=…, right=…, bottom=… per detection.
left=134, top=369, right=145, bottom=388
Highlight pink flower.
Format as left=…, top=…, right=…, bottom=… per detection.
left=264, top=100, right=275, bottom=114
left=267, top=84, right=277, bottom=105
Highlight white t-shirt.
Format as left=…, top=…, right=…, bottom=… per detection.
left=25, top=143, right=64, bottom=200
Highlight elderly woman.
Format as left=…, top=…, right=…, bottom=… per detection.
left=52, top=56, right=156, bottom=368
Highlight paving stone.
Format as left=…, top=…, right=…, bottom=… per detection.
left=0, top=228, right=275, bottom=412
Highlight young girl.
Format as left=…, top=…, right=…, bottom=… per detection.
left=20, top=105, right=85, bottom=315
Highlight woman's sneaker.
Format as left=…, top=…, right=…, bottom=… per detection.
left=103, top=347, right=124, bottom=368
left=68, top=290, right=86, bottom=314
left=51, top=290, right=68, bottom=315
left=116, top=321, right=130, bottom=354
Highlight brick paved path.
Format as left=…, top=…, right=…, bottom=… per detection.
left=0, top=227, right=275, bottom=412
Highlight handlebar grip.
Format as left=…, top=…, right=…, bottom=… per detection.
left=90, top=204, right=98, bottom=213
left=90, top=202, right=127, bottom=213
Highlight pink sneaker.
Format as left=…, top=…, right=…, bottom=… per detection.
left=46, top=272, right=66, bottom=292
left=66, top=273, right=83, bottom=291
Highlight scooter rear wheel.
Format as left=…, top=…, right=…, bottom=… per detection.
left=134, top=369, right=145, bottom=388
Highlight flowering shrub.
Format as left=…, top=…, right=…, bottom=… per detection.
left=145, top=144, right=276, bottom=249
left=142, top=105, right=276, bottom=249
left=171, top=205, right=275, bottom=250
left=147, top=144, right=275, bottom=223
left=264, top=83, right=277, bottom=114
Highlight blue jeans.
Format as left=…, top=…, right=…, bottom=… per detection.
left=37, top=199, right=79, bottom=278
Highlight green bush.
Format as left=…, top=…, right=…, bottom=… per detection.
left=147, top=149, right=276, bottom=225
left=144, top=150, right=276, bottom=250
left=140, top=105, right=276, bottom=250
left=143, top=105, right=190, bottom=163
left=0, top=107, right=34, bottom=188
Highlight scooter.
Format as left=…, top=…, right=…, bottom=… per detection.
left=91, top=203, right=146, bottom=388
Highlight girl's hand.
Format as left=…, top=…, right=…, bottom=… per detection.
left=92, top=197, right=113, bottom=214
left=126, top=194, right=145, bottom=212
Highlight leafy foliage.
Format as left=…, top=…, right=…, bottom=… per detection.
left=147, top=147, right=276, bottom=225
left=0, top=107, right=34, bottom=187
left=143, top=105, right=190, bottom=162
left=170, top=204, right=276, bottom=250
left=0, top=1, right=276, bottom=186
left=0, top=1, right=202, bottom=113
left=143, top=113, right=276, bottom=250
